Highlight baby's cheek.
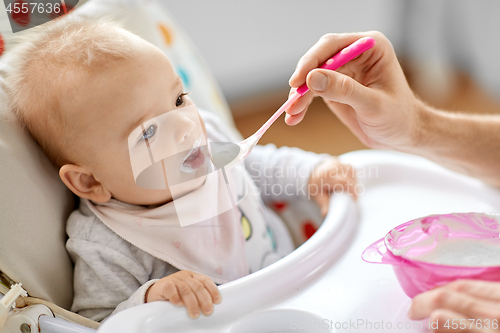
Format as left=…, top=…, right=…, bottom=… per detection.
left=99, top=156, right=135, bottom=190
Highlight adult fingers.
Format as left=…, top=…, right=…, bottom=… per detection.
left=285, top=90, right=313, bottom=116
left=323, top=100, right=384, bottom=149
left=306, top=69, right=380, bottom=116
left=285, top=110, right=306, bottom=126
left=429, top=309, right=490, bottom=333
left=447, top=280, right=500, bottom=303
left=409, top=288, right=500, bottom=322
left=289, top=32, right=367, bottom=88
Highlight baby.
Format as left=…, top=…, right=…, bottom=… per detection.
left=5, top=18, right=356, bottom=322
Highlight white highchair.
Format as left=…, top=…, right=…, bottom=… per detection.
left=2, top=1, right=500, bottom=333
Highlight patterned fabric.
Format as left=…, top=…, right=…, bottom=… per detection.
left=270, top=199, right=323, bottom=247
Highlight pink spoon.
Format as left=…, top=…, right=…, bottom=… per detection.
left=211, top=37, right=376, bottom=170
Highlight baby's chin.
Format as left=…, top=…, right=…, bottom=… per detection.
left=164, top=174, right=207, bottom=201
left=120, top=175, right=207, bottom=207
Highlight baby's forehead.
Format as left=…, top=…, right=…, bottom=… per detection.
left=58, top=54, right=173, bottom=134
left=25, top=24, right=139, bottom=106
left=37, top=27, right=175, bottom=133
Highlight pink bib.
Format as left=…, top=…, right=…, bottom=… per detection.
left=84, top=168, right=249, bottom=284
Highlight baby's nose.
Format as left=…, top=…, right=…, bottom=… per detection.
left=176, top=116, right=196, bottom=143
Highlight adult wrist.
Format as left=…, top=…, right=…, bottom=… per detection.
left=406, top=99, right=436, bottom=153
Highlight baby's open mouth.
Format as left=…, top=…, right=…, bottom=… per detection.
left=180, top=138, right=205, bottom=173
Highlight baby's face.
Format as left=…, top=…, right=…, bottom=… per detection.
left=61, top=33, right=207, bottom=206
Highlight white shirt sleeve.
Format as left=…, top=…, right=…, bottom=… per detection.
left=244, top=143, right=330, bottom=203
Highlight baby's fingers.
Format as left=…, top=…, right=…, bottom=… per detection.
left=193, top=273, right=222, bottom=305
left=184, top=277, right=215, bottom=317
left=159, top=280, right=183, bottom=307
left=314, top=193, right=330, bottom=217
left=176, top=281, right=202, bottom=319
left=333, top=172, right=358, bottom=200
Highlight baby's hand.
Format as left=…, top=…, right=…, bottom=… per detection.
left=145, top=270, right=221, bottom=319
left=308, top=157, right=357, bottom=216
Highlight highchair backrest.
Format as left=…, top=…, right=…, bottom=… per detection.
left=0, top=0, right=235, bottom=310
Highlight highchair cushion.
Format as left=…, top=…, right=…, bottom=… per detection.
left=0, top=0, right=236, bottom=310
left=0, top=57, right=75, bottom=309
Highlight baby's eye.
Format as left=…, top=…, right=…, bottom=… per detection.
left=176, top=93, right=188, bottom=107
left=140, top=124, right=157, bottom=141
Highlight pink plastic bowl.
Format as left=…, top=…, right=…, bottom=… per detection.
left=362, top=212, right=500, bottom=298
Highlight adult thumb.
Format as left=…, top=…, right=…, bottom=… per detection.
left=306, top=69, right=375, bottom=110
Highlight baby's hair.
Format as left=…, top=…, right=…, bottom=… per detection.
left=4, top=15, right=134, bottom=168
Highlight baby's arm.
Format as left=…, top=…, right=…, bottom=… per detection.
left=68, top=234, right=219, bottom=321
left=66, top=215, right=220, bottom=321
left=67, top=236, right=161, bottom=321
left=244, top=144, right=356, bottom=214
left=244, top=143, right=329, bottom=203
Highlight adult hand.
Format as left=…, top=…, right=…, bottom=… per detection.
left=286, top=31, right=423, bottom=151
left=408, top=279, right=500, bottom=332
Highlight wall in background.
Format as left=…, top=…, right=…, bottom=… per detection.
left=160, top=0, right=406, bottom=104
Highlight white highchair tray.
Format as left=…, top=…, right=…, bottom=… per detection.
left=98, top=150, right=500, bottom=333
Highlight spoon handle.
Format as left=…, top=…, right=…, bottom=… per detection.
left=255, top=92, right=301, bottom=137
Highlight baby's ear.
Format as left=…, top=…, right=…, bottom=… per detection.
left=59, top=164, right=112, bottom=203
